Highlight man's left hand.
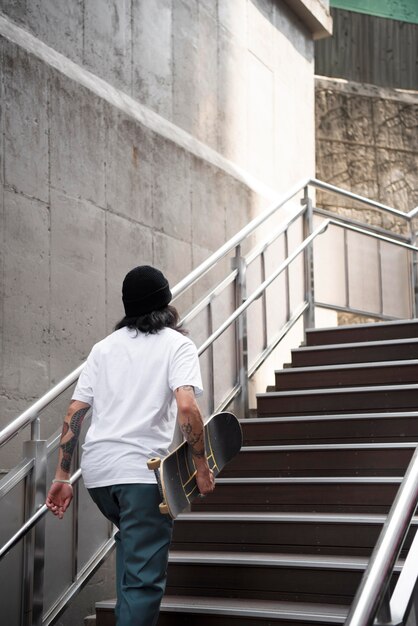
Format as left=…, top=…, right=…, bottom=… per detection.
left=46, top=482, right=73, bottom=519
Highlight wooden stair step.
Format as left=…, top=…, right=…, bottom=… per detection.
left=171, top=512, right=418, bottom=557
left=164, top=551, right=402, bottom=604
left=241, top=412, right=418, bottom=445
left=159, top=596, right=349, bottom=625
left=306, top=319, right=418, bottom=347
left=274, top=360, right=418, bottom=391
left=96, top=597, right=350, bottom=626
left=191, top=476, right=401, bottom=513
left=256, top=384, right=418, bottom=416
left=291, top=338, right=418, bottom=367
left=222, top=443, right=415, bottom=477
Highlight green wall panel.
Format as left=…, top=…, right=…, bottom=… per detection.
left=330, top=0, right=418, bottom=24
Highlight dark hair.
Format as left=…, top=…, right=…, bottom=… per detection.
left=114, top=304, right=186, bottom=335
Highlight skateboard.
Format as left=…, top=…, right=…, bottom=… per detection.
left=147, top=411, right=242, bottom=519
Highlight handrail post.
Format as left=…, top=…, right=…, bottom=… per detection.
left=71, top=442, right=80, bottom=585
left=302, top=186, right=315, bottom=332
left=390, top=524, right=418, bottom=625
left=31, top=416, right=41, bottom=442
left=208, top=299, right=216, bottom=415
left=376, top=590, right=392, bottom=625
left=232, top=245, right=249, bottom=418
left=22, top=420, right=47, bottom=626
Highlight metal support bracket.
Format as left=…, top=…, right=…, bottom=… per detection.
left=22, top=438, right=47, bottom=626
left=232, top=247, right=249, bottom=418
left=302, top=187, right=315, bottom=332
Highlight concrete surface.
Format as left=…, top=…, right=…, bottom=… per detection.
left=314, top=76, right=417, bottom=323
left=316, top=76, right=418, bottom=216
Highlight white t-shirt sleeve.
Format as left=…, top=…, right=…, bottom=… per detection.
left=169, top=338, right=203, bottom=396
left=72, top=346, right=98, bottom=405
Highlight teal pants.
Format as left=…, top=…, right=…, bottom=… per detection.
left=88, top=484, right=173, bottom=626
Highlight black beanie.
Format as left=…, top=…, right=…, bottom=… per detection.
left=122, top=266, right=172, bottom=317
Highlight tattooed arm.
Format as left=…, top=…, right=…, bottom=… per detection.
left=46, top=400, right=90, bottom=519
left=175, top=386, right=215, bottom=496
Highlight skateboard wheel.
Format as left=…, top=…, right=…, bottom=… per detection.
left=159, top=502, right=169, bottom=515
left=147, top=457, right=161, bottom=470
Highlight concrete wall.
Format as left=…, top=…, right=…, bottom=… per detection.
left=0, top=1, right=329, bottom=622
left=314, top=76, right=418, bottom=325
left=0, top=0, right=321, bottom=190
left=315, top=76, right=418, bottom=219
left=0, top=0, right=323, bottom=464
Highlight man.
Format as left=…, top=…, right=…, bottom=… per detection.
left=46, top=265, right=215, bottom=626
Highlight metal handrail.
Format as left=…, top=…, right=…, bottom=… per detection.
left=0, top=469, right=82, bottom=560
left=1, top=177, right=413, bottom=448
left=197, top=221, right=329, bottom=355
left=171, top=178, right=310, bottom=298
left=0, top=457, right=34, bottom=499
left=327, top=218, right=418, bottom=252
left=345, top=448, right=418, bottom=626
left=0, top=364, right=85, bottom=448
left=310, top=178, right=413, bottom=220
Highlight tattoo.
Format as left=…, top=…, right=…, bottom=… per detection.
left=179, top=385, right=195, bottom=394
left=180, top=418, right=205, bottom=458
left=60, top=406, right=89, bottom=473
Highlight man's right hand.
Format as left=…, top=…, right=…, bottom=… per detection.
left=196, top=460, right=215, bottom=495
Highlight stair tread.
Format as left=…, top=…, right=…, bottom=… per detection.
left=216, top=476, right=402, bottom=483
left=97, top=596, right=350, bottom=622
left=294, top=337, right=418, bottom=351
left=275, top=359, right=418, bottom=374
left=168, top=550, right=383, bottom=570
left=308, top=319, right=418, bottom=331
left=242, top=411, right=418, bottom=423
left=306, top=319, right=418, bottom=335
left=176, top=511, right=418, bottom=524
left=257, top=383, right=418, bottom=398
left=240, top=442, right=416, bottom=451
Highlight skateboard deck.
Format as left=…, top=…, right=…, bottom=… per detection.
left=147, top=411, right=242, bottom=519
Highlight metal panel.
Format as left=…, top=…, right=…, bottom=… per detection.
left=315, top=9, right=418, bottom=89
left=264, top=235, right=288, bottom=338
left=76, top=480, right=112, bottom=572
left=381, top=242, right=412, bottom=318
left=347, top=230, right=381, bottom=314
left=246, top=256, right=265, bottom=371
left=42, top=454, right=75, bottom=612
left=212, top=282, right=237, bottom=413
left=313, top=221, right=347, bottom=307
left=0, top=480, right=25, bottom=625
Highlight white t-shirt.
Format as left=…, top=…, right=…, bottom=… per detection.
left=72, top=327, right=203, bottom=488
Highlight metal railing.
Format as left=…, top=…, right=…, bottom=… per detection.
left=1, top=178, right=418, bottom=625
left=345, top=446, right=418, bottom=626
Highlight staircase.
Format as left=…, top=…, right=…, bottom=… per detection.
left=93, top=318, right=418, bottom=625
